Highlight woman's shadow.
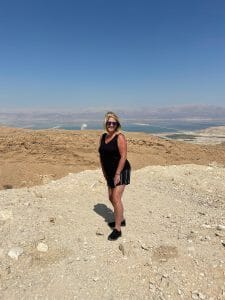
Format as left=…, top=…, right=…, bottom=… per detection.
left=93, top=203, right=114, bottom=225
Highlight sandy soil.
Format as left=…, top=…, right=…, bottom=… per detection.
left=1, top=126, right=225, bottom=190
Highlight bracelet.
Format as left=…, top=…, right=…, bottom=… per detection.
left=115, top=173, right=120, bottom=175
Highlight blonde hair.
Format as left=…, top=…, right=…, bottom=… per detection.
left=104, top=111, right=121, bottom=132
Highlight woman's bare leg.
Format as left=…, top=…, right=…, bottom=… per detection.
left=108, top=187, right=113, bottom=204
left=111, top=185, right=125, bottom=231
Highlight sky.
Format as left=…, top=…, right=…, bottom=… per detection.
left=0, top=0, right=225, bottom=112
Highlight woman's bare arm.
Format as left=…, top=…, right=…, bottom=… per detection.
left=115, top=133, right=127, bottom=175
left=99, top=134, right=107, bottom=178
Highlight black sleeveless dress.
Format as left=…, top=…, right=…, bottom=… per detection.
left=99, top=133, right=131, bottom=188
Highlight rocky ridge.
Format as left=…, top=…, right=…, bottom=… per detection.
left=1, top=126, right=225, bottom=190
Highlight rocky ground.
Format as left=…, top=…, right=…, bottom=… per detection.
left=1, top=126, right=225, bottom=299
left=1, top=165, right=225, bottom=299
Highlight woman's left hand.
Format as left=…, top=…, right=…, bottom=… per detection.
left=114, top=174, right=120, bottom=186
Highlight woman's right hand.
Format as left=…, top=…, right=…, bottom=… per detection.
left=114, top=174, right=120, bottom=186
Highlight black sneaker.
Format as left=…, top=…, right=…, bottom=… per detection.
left=108, top=229, right=122, bottom=241
left=108, top=219, right=126, bottom=228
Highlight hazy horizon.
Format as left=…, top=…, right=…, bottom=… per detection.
left=1, top=103, right=225, bottom=114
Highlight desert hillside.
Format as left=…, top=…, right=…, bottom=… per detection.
left=1, top=126, right=225, bottom=190
left=197, top=126, right=225, bottom=135
left=1, top=126, right=225, bottom=299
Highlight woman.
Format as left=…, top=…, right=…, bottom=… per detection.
left=99, top=112, right=131, bottom=241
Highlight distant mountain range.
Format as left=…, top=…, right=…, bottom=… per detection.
left=1, top=105, right=225, bottom=128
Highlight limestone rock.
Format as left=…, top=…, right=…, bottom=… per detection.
left=0, top=210, right=13, bottom=221
left=8, top=247, right=24, bottom=260
left=37, top=242, right=48, bottom=252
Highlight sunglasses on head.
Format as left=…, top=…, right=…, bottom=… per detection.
left=106, top=121, right=117, bottom=126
